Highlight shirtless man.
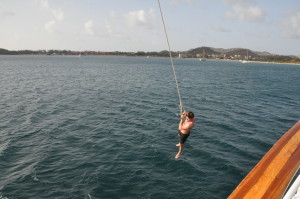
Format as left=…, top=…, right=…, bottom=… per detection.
left=175, top=111, right=195, bottom=159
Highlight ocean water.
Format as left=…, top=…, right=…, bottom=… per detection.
left=0, top=55, right=299, bottom=199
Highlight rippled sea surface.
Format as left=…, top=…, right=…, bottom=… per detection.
left=0, top=55, right=299, bottom=199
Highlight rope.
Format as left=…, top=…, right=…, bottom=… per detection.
left=157, top=0, right=185, bottom=115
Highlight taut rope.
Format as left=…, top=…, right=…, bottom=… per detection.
left=157, top=0, right=185, bottom=115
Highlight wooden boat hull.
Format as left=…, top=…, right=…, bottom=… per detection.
left=228, top=121, right=300, bottom=199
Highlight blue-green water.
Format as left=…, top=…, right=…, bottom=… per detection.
left=0, top=55, right=299, bottom=199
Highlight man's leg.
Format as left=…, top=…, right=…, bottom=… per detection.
left=175, top=143, right=184, bottom=159
left=176, top=130, right=182, bottom=146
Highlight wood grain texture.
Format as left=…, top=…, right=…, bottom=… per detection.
left=228, top=121, right=300, bottom=199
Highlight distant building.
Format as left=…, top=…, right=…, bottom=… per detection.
left=178, top=53, right=187, bottom=58
left=234, top=55, right=241, bottom=59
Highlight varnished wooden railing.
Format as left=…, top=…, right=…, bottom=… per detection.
left=228, top=121, right=300, bottom=199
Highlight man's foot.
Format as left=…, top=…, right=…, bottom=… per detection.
left=175, top=153, right=180, bottom=159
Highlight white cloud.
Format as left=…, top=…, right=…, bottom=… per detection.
left=101, top=11, right=129, bottom=39
left=170, top=0, right=196, bottom=6
left=124, top=9, right=156, bottom=29
left=39, top=1, right=65, bottom=22
left=125, top=10, right=147, bottom=27
left=221, top=0, right=266, bottom=22
left=85, top=9, right=159, bottom=42
left=40, top=0, right=49, bottom=9
left=109, top=11, right=116, bottom=18
left=84, top=20, right=94, bottom=35
left=52, top=8, right=64, bottom=21
left=38, top=0, right=64, bottom=34
left=44, top=20, right=56, bottom=34
left=282, top=11, right=300, bottom=39
left=227, top=5, right=265, bottom=22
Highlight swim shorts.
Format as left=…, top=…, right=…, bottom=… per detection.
left=178, top=130, right=190, bottom=144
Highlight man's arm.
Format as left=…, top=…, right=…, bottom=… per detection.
left=178, top=117, right=184, bottom=130
left=178, top=112, right=186, bottom=130
left=179, top=111, right=190, bottom=130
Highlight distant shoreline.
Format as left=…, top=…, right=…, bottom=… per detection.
left=220, top=59, right=300, bottom=66
left=187, top=58, right=300, bottom=66
left=1, top=46, right=300, bottom=65
left=1, top=54, right=300, bottom=66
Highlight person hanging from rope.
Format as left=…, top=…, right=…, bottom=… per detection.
left=175, top=111, right=195, bottom=159
left=157, top=0, right=196, bottom=158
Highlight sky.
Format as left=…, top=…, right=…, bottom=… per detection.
left=0, top=0, right=299, bottom=55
